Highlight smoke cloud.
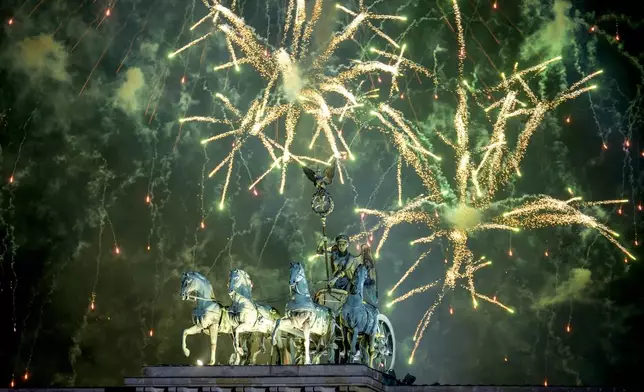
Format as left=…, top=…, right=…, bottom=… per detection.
left=534, top=268, right=592, bottom=309
left=445, top=205, right=482, bottom=230
left=9, top=34, right=70, bottom=82
left=520, top=0, right=578, bottom=60
left=115, top=68, right=146, bottom=114
left=276, top=49, right=305, bottom=103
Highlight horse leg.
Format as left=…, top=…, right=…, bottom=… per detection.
left=303, top=319, right=311, bottom=365
left=242, top=332, right=253, bottom=365
left=273, top=318, right=300, bottom=364
left=327, top=320, right=336, bottom=364
left=251, top=335, right=264, bottom=364
left=279, top=336, right=290, bottom=365
left=270, top=334, right=282, bottom=366
left=340, top=326, right=348, bottom=364
left=349, top=329, right=359, bottom=363
left=271, top=319, right=287, bottom=365
left=182, top=325, right=201, bottom=357
left=208, top=324, right=219, bottom=365
left=262, top=334, right=270, bottom=364
left=271, top=318, right=282, bottom=346
left=260, top=334, right=267, bottom=354
left=233, top=324, right=252, bottom=365
left=344, top=327, right=354, bottom=363
left=232, top=329, right=242, bottom=365
left=272, top=335, right=281, bottom=365
left=368, top=333, right=376, bottom=368
left=243, top=334, right=253, bottom=365
left=228, top=334, right=237, bottom=365
left=280, top=336, right=292, bottom=365
left=238, top=334, right=246, bottom=365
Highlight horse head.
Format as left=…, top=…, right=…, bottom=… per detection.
left=289, top=261, right=306, bottom=287
left=181, top=271, right=214, bottom=301
left=352, top=263, right=369, bottom=295
left=228, top=269, right=253, bottom=298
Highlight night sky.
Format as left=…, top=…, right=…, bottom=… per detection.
left=1, top=0, right=643, bottom=387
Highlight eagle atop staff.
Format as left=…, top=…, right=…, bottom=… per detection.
left=302, top=162, right=336, bottom=190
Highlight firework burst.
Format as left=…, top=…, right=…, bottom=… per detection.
left=172, top=0, right=410, bottom=202
left=356, top=0, right=635, bottom=363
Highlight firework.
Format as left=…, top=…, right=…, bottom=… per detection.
left=173, top=0, right=409, bottom=201
left=357, top=0, right=633, bottom=363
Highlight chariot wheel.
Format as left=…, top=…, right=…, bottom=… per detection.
left=373, top=314, right=395, bottom=371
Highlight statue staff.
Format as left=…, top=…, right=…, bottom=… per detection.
left=303, top=162, right=336, bottom=280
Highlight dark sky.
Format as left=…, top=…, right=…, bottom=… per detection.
left=1, top=0, right=643, bottom=387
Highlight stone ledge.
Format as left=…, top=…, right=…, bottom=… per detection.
left=119, top=366, right=630, bottom=392
left=126, top=365, right=383, bottom=391
left=0, top=388, right=632, bottom=392
left=0, top=366, right=630, bottom=392
left=140, top=365, right=384, bottom=380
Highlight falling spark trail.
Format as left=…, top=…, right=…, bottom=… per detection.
left=80, top=15, right=130, bottom=96
left=257, top=198, right=290, bottom=265
left=116, top=7, right=152, bottom=73
left=10, top=107, right=36, bottom=181
left=28, top=0, right=47, bottom=17
left=79, top=45, right=109, bottom=96
left=71, top=13, right=101, bottom=52
left=52, top=1, right=86, bottom=37
left=145, top=68, right=166, bottom=117
left=148, top=71, right=169, bottom=124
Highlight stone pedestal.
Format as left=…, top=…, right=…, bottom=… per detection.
left=122, top=365, right=629, bottom=392
left=124, top=365, right=386, bottom=392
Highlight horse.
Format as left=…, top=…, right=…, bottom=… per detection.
left=180, top=271, right=235, bottom=365
left=271, top=261, right=336, bottom=364
left=228, top=269, right=286, bottom=365
left=339, top=263, right=380, bottom=366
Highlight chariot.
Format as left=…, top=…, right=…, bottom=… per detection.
left=314, top=286, right=396, bottom=371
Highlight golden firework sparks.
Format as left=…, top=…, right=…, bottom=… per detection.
left=359, top=0, right=631, bottom=364
left=175, top=0, right=412, bottom=200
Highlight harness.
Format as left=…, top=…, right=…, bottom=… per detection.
left=186, top=294, right=214, bottom=301
left=231, top=293, right=265, bottom=328
left=191, top=299, right=225, bottom=332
